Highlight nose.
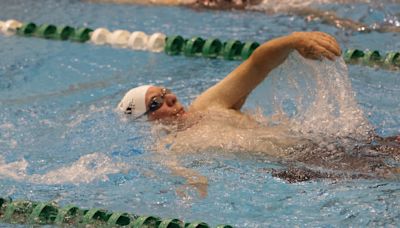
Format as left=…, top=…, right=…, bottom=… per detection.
left=165, top=93, right=177, bottom=107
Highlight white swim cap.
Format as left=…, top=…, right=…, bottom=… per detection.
left=118, top=85, right=152, bottom=118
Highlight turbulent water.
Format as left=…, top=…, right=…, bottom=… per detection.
left=268, top=52, right=372, bottom=139
left=154, top=53, right=399, bottom=181
left=0, top=152, right=130, bottom=184
left=0, top=0, right=399, bottom=226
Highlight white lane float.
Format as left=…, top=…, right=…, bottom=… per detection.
left=128, top=31, right=148, bottom=51
left=0, top=21, right=4, bottom=32
left=147, top=32, right=166, bottom=53
left=2, top=19, right=23, bottom=35
left=90, top=28, right=111, bottom=45
left=108, top=29, right=130, bottom=48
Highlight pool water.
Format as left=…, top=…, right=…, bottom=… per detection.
left=0, top=0, right=399, bottom=227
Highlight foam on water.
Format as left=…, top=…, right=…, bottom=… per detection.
left=269, top=52, right=373, bottom=139
left=0, top=153, right=130, bottom=184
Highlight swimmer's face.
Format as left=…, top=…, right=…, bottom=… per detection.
left=145, top=86, right=186, bottom=122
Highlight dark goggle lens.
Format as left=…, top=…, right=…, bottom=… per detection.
left=148, top=97, right=163, bottom=112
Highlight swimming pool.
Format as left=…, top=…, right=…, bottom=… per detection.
left=0, top=0, right=399, bottom=226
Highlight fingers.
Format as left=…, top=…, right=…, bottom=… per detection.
left=314, top=32, right=341, bottom=55
left=314, top=37, right=341, bottom=57
left=297, top=40, right=336, bottom=61
left=295, top=31, right=342, bottom=61
left=314, top=31, right=337, bottom=43
left=314, top=44, right=337, bottom=61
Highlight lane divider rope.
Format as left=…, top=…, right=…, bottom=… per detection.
left=344, top=49, right=400, bottom=70
left=0, top=197, right=233, bottom=227
left=0, top=19, right=399, bottom=69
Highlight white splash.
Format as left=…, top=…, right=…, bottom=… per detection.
left=263, top=52, right=372, bottom=139
left=0, top=155, right=28, bottom=181
left=0, top=153, right=130, bottom=184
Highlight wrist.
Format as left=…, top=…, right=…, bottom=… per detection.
left=286, top=33, right=299, bottom=50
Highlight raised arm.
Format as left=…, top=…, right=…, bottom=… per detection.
left=189, top=31, right=341, bottom=112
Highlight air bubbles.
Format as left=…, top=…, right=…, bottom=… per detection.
left=264, top=52, right=372, bottom=140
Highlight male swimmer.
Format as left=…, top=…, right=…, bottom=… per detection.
left=118, top=31, right=400, bottom=196
left=117, top=32, right=342, bottom=196
left=118, top=31, right=340, bottom=123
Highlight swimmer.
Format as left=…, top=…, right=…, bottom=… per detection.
left=118, top=31, right=342, bottom=197
left=118, top=31, right=341, bottom=123
left=88, top=0, right=400, bottom=32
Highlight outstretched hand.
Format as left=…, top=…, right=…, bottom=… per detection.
left=290, top=31, right=341, bottom=61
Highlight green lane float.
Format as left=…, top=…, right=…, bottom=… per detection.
left=159, top=218, right=184, bottom=228
left=164, top=37, right=258, bottom=61
left=132, top=215, right=161, bottom=227
left=54, top=205, right=83, bottom=225
left=16, top=22, right=37, bottom=36
left=0, top=197, right=232, bottom=227
left=82, top=208, right=110, bottom=224
left=184, top=37, right=205, bottom=57
left=363, top=50, right=381, bottom=65
left=70, top=27, right=93, bottom=42
left=27, top=202, right=58, bottom=224
left=55, top=25, right=75, bottom=40
left=222, top=40, right=242, bottom=60
left=166, top=35, right=185, bottom=55
left=2, top=200, right=38, bottom=224
left=343, top=49, right=364, bottom=63
left=107, top=212, right=135, bottom=226
left=384, top=52, right=400, bottom=67
left=343, top=49, right=399, bottom=69
left=202, top=38, right=223, bottom=58
left=0, top=197, right=10, bottom=208
left=185, top=221, right=210, bottom=228
left=35, top=24, right=57, bottom=39
left=241, top=41, right=259, bottom=60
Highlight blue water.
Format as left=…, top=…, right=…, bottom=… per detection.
left=0, top=0, right=399, bottom=227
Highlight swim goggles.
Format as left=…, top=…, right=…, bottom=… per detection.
left=137, top=88, right=171, bottom=119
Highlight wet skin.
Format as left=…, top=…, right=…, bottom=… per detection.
left=144, top=86, right=187, bottom=122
